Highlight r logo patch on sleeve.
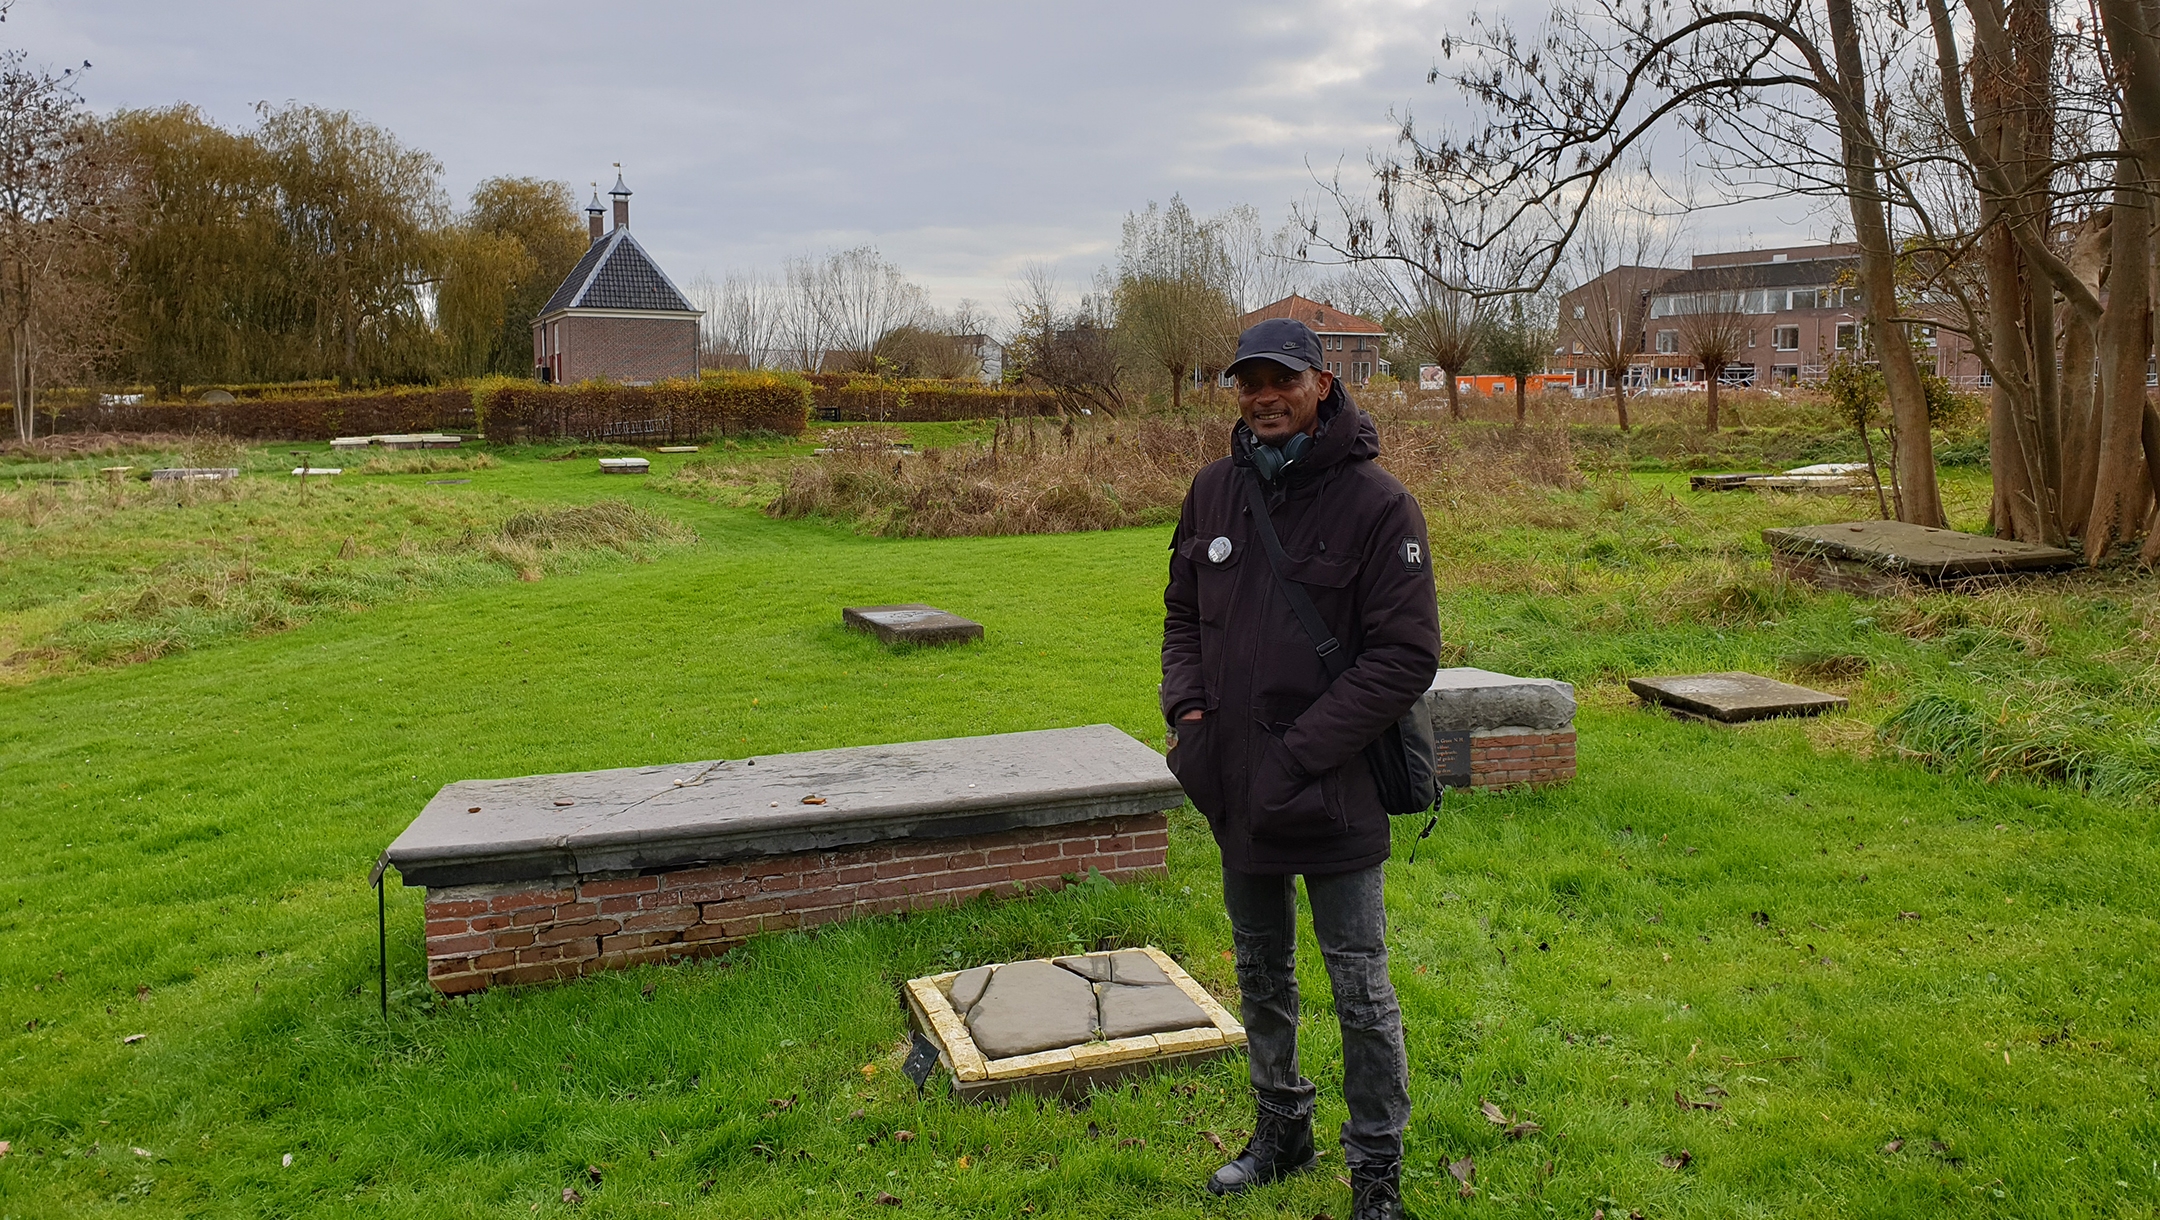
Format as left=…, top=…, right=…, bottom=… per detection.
left=1401, top=536, right=1426, bottom=572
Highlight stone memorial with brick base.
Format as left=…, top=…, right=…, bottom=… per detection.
left=903, top=946, right=1246, bottom=1101
left=1421, top=666, right=1577, bottom=788
left=385, top=725, right=1181, bottom=995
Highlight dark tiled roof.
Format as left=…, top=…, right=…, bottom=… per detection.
left=539, top=229, right=697, bottom=315
left=1654, top=257, right=1858, bottom=294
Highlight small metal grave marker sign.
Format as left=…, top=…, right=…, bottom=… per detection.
left=902, top=1030, right=942, bottom=1091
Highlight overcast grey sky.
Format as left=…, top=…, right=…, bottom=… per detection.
left=19, top=0, right=1828, bottom=317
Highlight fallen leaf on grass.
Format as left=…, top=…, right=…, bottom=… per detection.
left=123, top=1034, right=146, bottom=1045
left=1504, top=1121, right=1542, bottom=1139
left=1201, top=1130, right=1226, bottom=1153
left=1675, top=1091, right=1723, bottom=1111
left=281, top=1153, right=293, bottom=1168
left=586, top=1165, right=603, bottom=1185
left=1117, top=1137, right=1145, bottom=1149
left=875, top=1191, right=901, bottom=1205
left=1881, top=1138, right=1904, bottom=1154
left=561, top=1187, right=582, bottom=1206
left=1898, top=911, right=1920, bottom=920
left=769, top=1095, right=795, bottom=1111
left=1659, top=1150, right=1693, bottom=1170
left=861, top=1063, right=879, bottom=1079
left=131, top=1147, right=151, bottom=1158
left=1480, top=1100, right=1508, bottom=1125
left=893, top=1129, right=916, bottom=1143
left=956, top=1154, right=970, bottom=1169
left=1448, top=1154, right=1475, bottom=1186
left=640, top=982, right=655, bottom=1000
left=0, top=1141, right=9, bottom=1157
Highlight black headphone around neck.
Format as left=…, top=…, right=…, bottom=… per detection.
left=1251, top=431, right=1312, bottom=482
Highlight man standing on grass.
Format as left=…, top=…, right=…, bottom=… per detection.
left=1162, top=318, right=1438, bottom=1220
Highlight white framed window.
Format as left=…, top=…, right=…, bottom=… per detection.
left=1748, top=330, right=1757, bottom=348
left=1979, top=370, right=1994, bottom=387
left=1573, top=305, right=1586, bottom=320
left=1835, top=322, right=1859, bottom=349
left=1656, top=330, right=1679, bottom=354
left=1773, top=326, right=1801, bottom=351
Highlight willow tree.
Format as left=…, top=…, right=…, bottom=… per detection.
left=1674, top=269, right=1753, bottom=430
left=1115, top=195, right=1236, bottom=411
left=256, top=104, right=443, bottom=388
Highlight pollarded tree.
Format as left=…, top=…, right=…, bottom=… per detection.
left=1115, top=196, right=1237, bottom=411
left=1481, top=287, right=1558, bottom=428
left=1672, top=268, right=1752, bottom=430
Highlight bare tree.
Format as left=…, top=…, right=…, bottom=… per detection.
left=0, top=52, right=123, bottom=440
left=1212, top=203, right=1307, bottom=314
left=1004, top=261, right=1125, bottom=414
left=1556, top=199, right=1678, bottom=432
left=1481, top=286, right=1559, bottom=428
left=691, top=269, right=788, bottom=370
left=811, top=246, right=928, bottom=373
left=1672, top=268, right=1754, bottom=430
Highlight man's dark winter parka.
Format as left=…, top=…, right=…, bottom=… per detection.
left=1161, top=385, right=1441, bottom=875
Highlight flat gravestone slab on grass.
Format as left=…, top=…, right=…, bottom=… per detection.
left=1628, top=672, right=1847, bottom=722
left=384, top=724, right=1180, bottom=887
left=844, top=604, right=983, bottom=646
left=1764, top=520, right=2076, bottom=581
left=150, top=468, right=238, bottom=482
left=599, top=457, right=650, bottom=474
left=904, top=946, right=1244, bottom=1101
left=1689, top=472, right=1774, bottom=491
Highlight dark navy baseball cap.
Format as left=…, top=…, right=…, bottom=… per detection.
left=1227, top=318, right=1324, bottom=376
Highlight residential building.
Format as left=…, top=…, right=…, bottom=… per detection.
left=532, top=176, right=703, bottom=385
left=1235, top=295, right=1389, bottom=385
left=1556, top=243, right=1984, bottom=391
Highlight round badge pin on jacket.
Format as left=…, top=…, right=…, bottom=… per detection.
left=1208, top=536, right=1233, bottom=564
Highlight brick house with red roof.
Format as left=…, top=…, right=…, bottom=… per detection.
left=1236, top=295, right=1389, bottom=385
left=532, top=175, right=703, bottom=385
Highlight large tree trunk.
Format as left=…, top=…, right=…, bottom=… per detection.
left=2084, top=174, right=2155, bottom=562
left=1828, top=0, right=1945, bottom=526
left=1705, top=367, right=1722, bottom=431
left=1445, top=373, right=1462, bottom=421
left=1515, top=378, right=1527, bottom=429
left=1612, top=377, right=1630, bottom=431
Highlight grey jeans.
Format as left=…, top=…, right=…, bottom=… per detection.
left=1221, top=862, right=1410, bottom=1170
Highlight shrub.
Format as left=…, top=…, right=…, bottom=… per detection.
left=479, top=372, right=811, bottom=442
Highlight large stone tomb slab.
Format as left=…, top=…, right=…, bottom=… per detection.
left=599, top=457, right=650, bottom=474
left=1689, top=472, right=1775, bottom=492
left=1765, top=520, right=2075, bottom=593
left=1628, top=672, right=1847, bottom=722
left=843, top=604, right=984, bottom=646
left=1419, top=667, right=1578, bottom=788
left=388, top=726, right=1182, bottom=994
left=904, top=946, right=1245, bottom=1100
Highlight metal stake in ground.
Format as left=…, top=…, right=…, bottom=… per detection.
left=369, top=851, right=391, bottom=1017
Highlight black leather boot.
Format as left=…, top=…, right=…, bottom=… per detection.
left=1350, top=1161, right=1407, bottom=1220
left=1205, top=1104, right=1316, bottom=1195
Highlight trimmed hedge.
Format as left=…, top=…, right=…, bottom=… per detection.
left=33, top=371, right=1058, bottom=440
left=43, top=387, right=477, bottom=439
left=477, top=373, right=811, bottom=442
left=809, top=376, right=1061, bottom=423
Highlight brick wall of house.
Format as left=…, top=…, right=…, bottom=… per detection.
left=559, top=315, right=698, bottom=384
left=1468, top=728, right=1576, bottom=789
left=422, top=813, right=1169, bottom=995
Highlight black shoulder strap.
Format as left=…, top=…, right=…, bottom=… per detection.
left=1244, top=474, right=1353, bottom=682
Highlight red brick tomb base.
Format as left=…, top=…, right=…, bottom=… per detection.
left=386, top=725, right=1183, bottom=996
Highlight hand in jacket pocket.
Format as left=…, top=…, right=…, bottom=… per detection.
left=1251, top=729, right=1339, bottom=840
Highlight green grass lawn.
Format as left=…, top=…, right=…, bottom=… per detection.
left=2, top=441, right=2157, bottom=1218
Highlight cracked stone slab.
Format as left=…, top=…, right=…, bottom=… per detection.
left=1423, top=667, right=1577, bottom=731
left=843, top=604, right=983, bottom=646
left=965, top=959, right=1100, bottom=1058
left=384, top=724, right=1180, bottom=887
left=1628, top=672, right=1847, bottom=722
left=904, top=946, right=1245, bottom=1102
left=1763, top=520, right=2076, bottom=580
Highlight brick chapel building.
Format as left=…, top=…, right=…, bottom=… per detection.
left=532, top=175, right=702, bottom=385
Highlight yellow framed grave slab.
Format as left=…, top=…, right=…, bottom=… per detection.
left=902, top=945, right=1245, bottom=1101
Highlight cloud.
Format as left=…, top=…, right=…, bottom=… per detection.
left=17, top=0, right=1827, bottom=319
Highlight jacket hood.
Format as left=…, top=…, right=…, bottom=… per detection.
left=1230, top=379, right=1380, bottom=483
